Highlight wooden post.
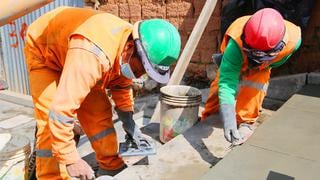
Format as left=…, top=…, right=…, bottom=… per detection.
left=150, top=0, right=218, bottom=123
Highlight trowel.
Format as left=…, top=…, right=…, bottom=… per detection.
left=118, top=135, right=156, bottom=157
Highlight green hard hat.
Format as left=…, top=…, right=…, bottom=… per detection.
left=133, top=19, right=181, bottom=84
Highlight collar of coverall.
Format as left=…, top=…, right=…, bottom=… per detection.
left=132, top=21, right=170, bottom=84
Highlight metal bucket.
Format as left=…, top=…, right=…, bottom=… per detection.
left=159, top=85, right=202, bottom=143
left=0, top=133, right=31, bottom=180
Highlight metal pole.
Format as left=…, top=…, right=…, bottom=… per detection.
left=150, top=0, right=218, bottom=123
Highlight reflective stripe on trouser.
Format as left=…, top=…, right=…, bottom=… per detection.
left=77, top=89, right=124, bottom=171
left=202, top=68, right=270, bottom=124
left=236, top=68, right=270, bottom=124
left=28, top=65, right=69, bottom=180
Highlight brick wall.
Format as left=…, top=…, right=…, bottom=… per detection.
left=85, top=0, right=320, bottom=83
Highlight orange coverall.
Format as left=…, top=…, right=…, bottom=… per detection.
left=24, top=7, right=133, bottom=179
left=202, top=16, right=301, bottom=124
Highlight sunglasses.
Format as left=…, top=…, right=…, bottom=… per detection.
left=243, top=47, right=281, bottom=57
left=243, top=40, right=286, bottom=63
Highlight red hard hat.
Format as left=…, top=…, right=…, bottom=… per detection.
left=244, top=8, right=285, bottom=51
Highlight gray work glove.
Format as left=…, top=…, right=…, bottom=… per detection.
left=219, top=104, right=241, bottom=143
left=115, top=108, right=143, bottom=146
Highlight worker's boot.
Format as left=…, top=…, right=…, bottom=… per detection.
left=28, top=127, right=38, bottom=180
left=238, top=123, right=254, bottom=144
left=28, top=126, right=82, bottom=180
left=28, top=150, right=37, bottom=180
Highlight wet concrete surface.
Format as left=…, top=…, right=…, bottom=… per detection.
left=115, top=111, right=273, bottom=180
left=202, top=85, right=320, bottom=180
left=202, top=145, right=320, bottom=180
left=115, top=115, right=228, bottom=180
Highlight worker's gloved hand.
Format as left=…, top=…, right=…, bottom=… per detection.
left=220, top=104, right=241, bottom=143
left=115, top=108, right=143, bottom=146
left=66, top=159, right=95, bottom=180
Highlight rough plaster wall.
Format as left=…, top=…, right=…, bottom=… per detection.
left=85, top=0, right=320, bottom=82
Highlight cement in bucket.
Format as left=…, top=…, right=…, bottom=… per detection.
left=0, top=133, right=31, bottom=180
left=159, top=85, right=202, bottom=143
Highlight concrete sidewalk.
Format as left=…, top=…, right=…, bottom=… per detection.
left=201, top=85, right=320, bottom=180
left=0, top=88, right=273, bottom=179
left=0, top=91, right=35, bottom=146
left=0, top=89, right=159, bottom=170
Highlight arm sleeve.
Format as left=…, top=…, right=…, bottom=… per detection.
left=108, top=75, right=134, bottom=112
left=218, top=38, right=243, bottom=105
left=270, top=38, right=302, bottom=68
left=48, top=37, right=110, bottom=164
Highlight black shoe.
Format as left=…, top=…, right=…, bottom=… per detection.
left=97, top=164, right=128, bottom=177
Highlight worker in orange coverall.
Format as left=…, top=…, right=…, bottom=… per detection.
left=24, top=6, right=181, bottom=179
left=202, top=8, right=301, bottom=145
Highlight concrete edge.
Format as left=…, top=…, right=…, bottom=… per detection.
left=266, top=73, right=307, bottom=101
left=307, top=72, right=320, bottom=85
left=0, top=90, right=33, bottom=108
